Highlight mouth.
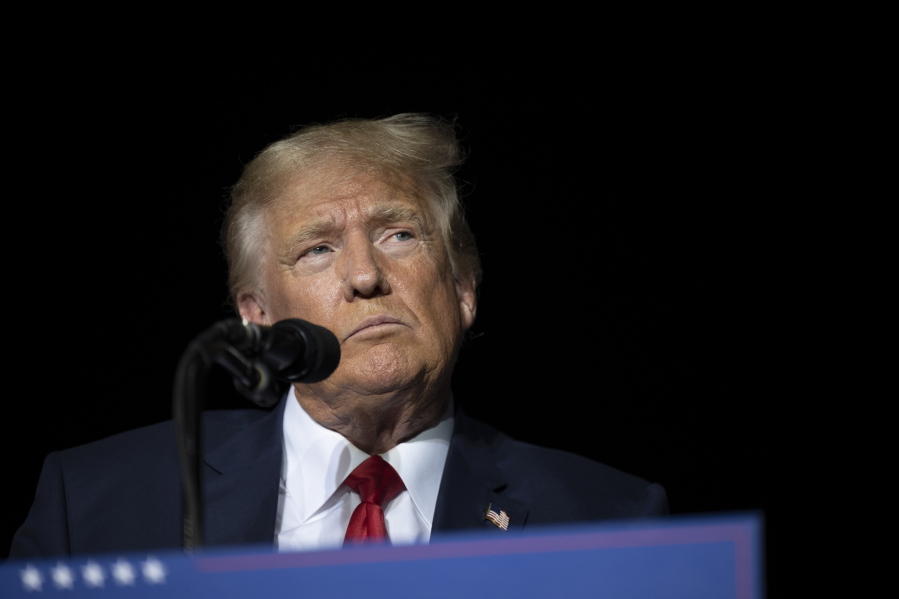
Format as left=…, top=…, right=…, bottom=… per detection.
left=345, top=314, right=406, bottom=341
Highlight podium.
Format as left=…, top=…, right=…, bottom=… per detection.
left=2, top=512, right=763, bottom=598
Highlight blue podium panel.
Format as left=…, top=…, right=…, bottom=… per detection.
left=2, top=512, right=763, bottom=598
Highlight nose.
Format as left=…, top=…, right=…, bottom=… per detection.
left=339, top=234, right=391, bottom=301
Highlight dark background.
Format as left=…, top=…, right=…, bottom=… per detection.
left=2, top=25, right=866, bottom=597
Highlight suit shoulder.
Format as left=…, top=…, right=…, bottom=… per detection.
left=461, top=415, right=668, bottom=520
left=59, top=407, right=273, bottom=468
left=11, top=406, right=281, bottom=558
left=467, top=416, right=645, bottom=482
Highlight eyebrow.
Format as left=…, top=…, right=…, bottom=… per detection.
left=284, top=217, right=337, bottom=252
left=365, top=204, right=427, bottom=230
left=280, top=203, right=429, bottom=260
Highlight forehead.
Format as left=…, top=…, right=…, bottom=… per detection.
left=269, top=165, right=434, bottom=226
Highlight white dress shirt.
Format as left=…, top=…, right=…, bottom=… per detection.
left=275, top=386, right=454, bottom=552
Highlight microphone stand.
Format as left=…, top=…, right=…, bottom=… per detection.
left=171, top=319, right=283, bottom=553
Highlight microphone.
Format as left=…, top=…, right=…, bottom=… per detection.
left=227, top=318, right=341, bottom=384
left=173, top=317, right=339, bottom=550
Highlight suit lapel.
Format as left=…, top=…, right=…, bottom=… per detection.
left=432, top=409, right=528, bottom=536
left=200, top=397, right=287, bottom=548
left=193, top=401, right=529, bottom=546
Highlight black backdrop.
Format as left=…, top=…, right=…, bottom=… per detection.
left=2, top=34, right=865, bottom=596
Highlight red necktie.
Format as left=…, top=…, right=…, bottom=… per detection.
left=343, top=455, right=404, bottom=545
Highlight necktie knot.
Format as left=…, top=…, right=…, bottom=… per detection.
left=345, top=455, right=404, bottom=506
left=343, top=455, right=404, bottom=544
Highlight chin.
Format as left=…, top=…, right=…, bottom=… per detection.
left=340, top=345, right=430, bottom=396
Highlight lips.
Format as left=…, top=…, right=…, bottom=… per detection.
left=344, top=314, right=406, bottom=341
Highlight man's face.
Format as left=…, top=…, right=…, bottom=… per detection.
left=239, top=165, right=476, bottom=399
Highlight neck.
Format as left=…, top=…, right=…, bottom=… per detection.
left=292, top=383, right=451, bottom=454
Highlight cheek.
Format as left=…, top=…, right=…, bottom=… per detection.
left=421, top=277, right=465, bottom=347
left=268, top=276, right=340, bottom=325
left=400, top=250, right=449, bottom=286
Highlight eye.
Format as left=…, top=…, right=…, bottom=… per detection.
left=391, top=232, right=413, bottom=242
left=298, top=245, right=332, bottom=262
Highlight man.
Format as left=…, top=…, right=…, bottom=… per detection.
left=10, top=113, right=667, bottom=558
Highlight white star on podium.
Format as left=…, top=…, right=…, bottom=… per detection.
left=142, top=557, right=167, bottom=584
left=51, top=562, right=75, bottom=589
left=20, top=564, right=42, bottom=592
left=112, top=559, right=136, bottom=586
left=82, top=560, right=105, bottom=588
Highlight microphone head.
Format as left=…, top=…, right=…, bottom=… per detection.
left=275, top=318, right=341, bottom=383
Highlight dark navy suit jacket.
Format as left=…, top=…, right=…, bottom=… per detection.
left=9, top=397, right=668, bottom=559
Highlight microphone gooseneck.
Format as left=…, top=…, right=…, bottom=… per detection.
left=172, top=317, right=340, bottom=552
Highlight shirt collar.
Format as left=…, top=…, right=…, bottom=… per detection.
left=282, top=386, right=454, bottom=526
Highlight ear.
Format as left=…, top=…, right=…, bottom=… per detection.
left=455, top=275, right=478, bottom=332
left=237, top=289, right=270, bottom=326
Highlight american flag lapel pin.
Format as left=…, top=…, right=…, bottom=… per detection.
left=484, top=502, right=510, bottom=531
